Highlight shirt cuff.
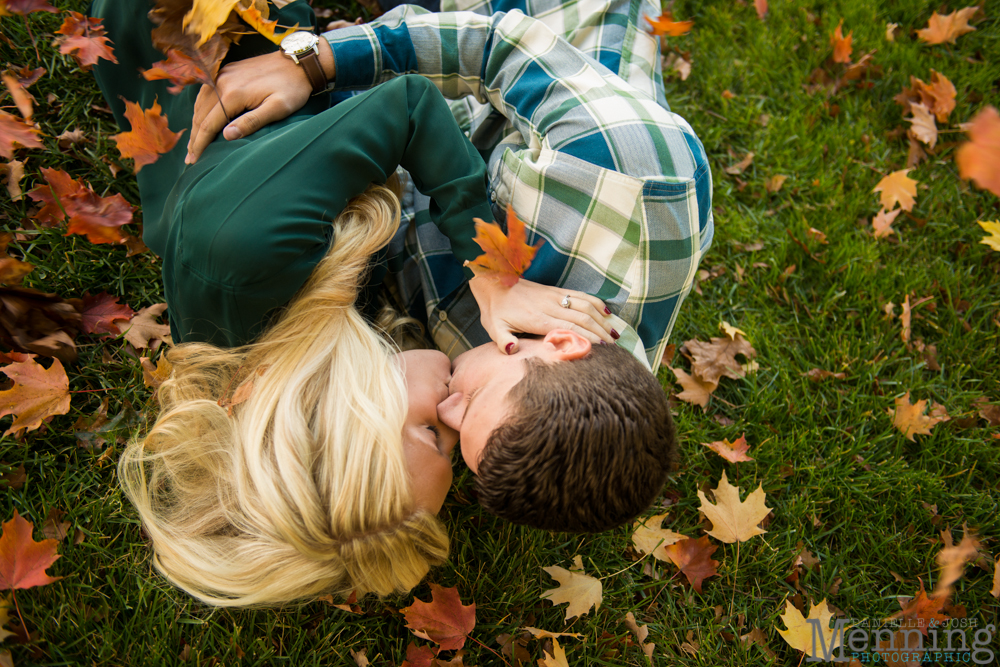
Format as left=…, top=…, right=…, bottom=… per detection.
left=323, top=24, right=380, bottom=89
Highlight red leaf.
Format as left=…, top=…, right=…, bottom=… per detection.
left=53, top=12, right=117, bottom=71
left=662, top=536, right=719, bottom=593
left=0, top=111, right=43, bottom=159
left=956, top=106, right=1000, bottom=198
left=28, top=168, right=135, bottom=244
left=464, top=205, right=543, bottom=287
left=889, top=581, right=949, bottom=636
left=702, top=433, right=754, bottom=463
left=831, top=19, right=853, bottom=64
left=0, top=357, right=71, bottom=436
left=401, top=642, right=436, bottom=667
left=645, top=12, right=693, bottom=37
left=80, top=292, right=136, bottom=335
left=142, top=49, right=213, bottom=94
left=0, top=0, right=58, bottom=16
left=112, top=99, right=185, bottom=173
left=401, top=584, right=476, bottom=652
left=0, top=510, right=60, bottom=590
left=9, top=66, right=45, bottom=88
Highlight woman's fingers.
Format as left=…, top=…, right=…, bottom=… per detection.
left=552, top=304, right=615, bottom=344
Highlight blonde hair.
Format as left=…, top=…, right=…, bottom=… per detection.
left=118, top=185, right=449, bottom=607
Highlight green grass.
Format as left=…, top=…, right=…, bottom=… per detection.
left=1, top=0, right=998, bottom=665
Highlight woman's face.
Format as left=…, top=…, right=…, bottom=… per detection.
left=396, top=350, right=459, bottom=514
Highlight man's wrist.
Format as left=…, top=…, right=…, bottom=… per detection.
left=317, top=38, right=336, bottom=81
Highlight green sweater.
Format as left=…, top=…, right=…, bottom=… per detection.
left=91, top=0, right=493, bottom=346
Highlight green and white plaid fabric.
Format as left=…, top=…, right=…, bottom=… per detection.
left=325, top=0, right=713, bottom=369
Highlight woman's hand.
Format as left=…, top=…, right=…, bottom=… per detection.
left=470, top=275, right=618, bottom=354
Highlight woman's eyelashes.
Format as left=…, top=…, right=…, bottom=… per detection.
left=427, top=424, right=442, bottom=450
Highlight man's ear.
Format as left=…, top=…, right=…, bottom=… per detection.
left=543, top=329, right=591, bottom=360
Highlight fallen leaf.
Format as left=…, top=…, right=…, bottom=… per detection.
left=0, top=232, right=32, bottom=284
left=464, top=205, right=543, bottom=287
left=921, top=71, right=957, bottom=122
left=900, top=294, right=911, bottom=344
left=663, top=52, right=692, bottom=80
left=776, top=599, right=842, bottom=659
left=2, top=73, right=32, bottom=120
left=0, top=159, right=24, bottom=201
left=645, top=12, right=692, bottom=36
left=27, top=167, right=135, bottom=244
left=889, top=582, right=949, bottom=635
left=115, top=303, right=171, bottom=350
left=142, top=49, right=213, bottom=94
left=349, top=648, right=368, bottom=667
left=0, top=0, right=57, bottom=15
left=802, top=368, right=846, bottom=382
left=685, top=334, right=756, bottom=385
left=876, top=624, right=923, bottom=666
left=401, top=584, right=475, bottom=653
left=8, top=66, right=45, bottom=88
left=885, top=22, right=899, bottom=41
left=873, top=169, right=917, bottom=212
left=831, top=19, right=853, bottom=64
left=0, top=286, right=82, bottom=362
left=623, top=612, right=654, bottom=660
left=41, top=508, right=71, bottom=543
left=973, top=396, right=1000, bottom=425
left=523, top=627, right=584, bottom=641
left=0, top=357, right=71, bottom=436
left=754, top=0, right=767, bottom=20
left=140, top=355, right=173, bottom=390
left=53, top=12, right=117, bottom=71
left=0, top=111, right=43, bottom=159
left=538, top=637, right=570, bottom=667
left=702, top=434, right=753, bottom=463
left=632, top=513, right=687, bottom=560
left=806, top=227, right=828, bottom=244
left=765, top=175, right=787, bottom=193
left=541, top=562, right=603, bottom=621
left=933, top=526, right=981, bottom=599
left=0, top=510, right=61, bottom=590
left=697, top=470, right=771, bottom=543
left=872, top=208, right=901, bottom=239
left=80, top=292, right=135, bottom=335
left=663, top=536, right=719, bottom=593
left=725, top=152, right=754, bottom=175
left=889, top=392, right=949, bottom=441
left=916, top=7, right=977, bottom=45
left=978, top=221, right=1000, bottom=251
left=955, top=106, right=1000, bottom=198
left=401, top=642, right=436, bottom=667
left=56, top=128, right=86, bottom=148
left=113, top=99, right=184, bottom=173
left=670, top=366, right=715, bottom=410
left=907, top=103, right=938, bottom=148
left=990, top=556, right=999, bottom=598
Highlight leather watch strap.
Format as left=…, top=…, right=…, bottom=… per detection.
left=297, top=49, right=326, bottom=95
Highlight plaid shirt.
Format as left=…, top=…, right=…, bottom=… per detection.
left=325, top=0, right=713, bottom=369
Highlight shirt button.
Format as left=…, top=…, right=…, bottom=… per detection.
left=438, top=311, right=448, bottom=322
left=490, top=191, right=497, bottom=202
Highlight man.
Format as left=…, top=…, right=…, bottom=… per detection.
left=186, top=0, right=713, bottom=531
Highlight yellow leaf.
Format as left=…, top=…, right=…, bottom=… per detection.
left=183, top=0, right=239, bottom=47
left=873, top=169, right=918, bottom=212
left=0, top=598, right=13, bottom=642
left=990, top=555, right=999, bottom=598
left=872, top=208, right=901, bottom=239
left=541, top=563, right=602, bottom=621
left=631, top=514, right=687, bottom=561
left=538, top=637, right=570, bottom=667
left=696, top=470, right=771, bottom=543
left=888, top=391, right=949, bottom=441
left=719, top=321, right=747, bottom=340
left=907, top=103, right=938, bottom=148
left=776, top=599, right=843, bottom=658
left=916, top=7, right=977, bottom=45
left=980, top=221, right=1000, bottom=252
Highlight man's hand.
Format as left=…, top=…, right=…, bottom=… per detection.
left=185, top=39, right=336, bottom=164
left=470, top=275, right=617, bottom=355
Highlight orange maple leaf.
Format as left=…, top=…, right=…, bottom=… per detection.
left=0, top=0, right=58, bottom=16
left=142, top=49, right=213, bottom=94
left=0, top=357, right=71, bottom=436
left=234, top=2, right=280, bottom=43
left=0, top=111, right=43, bottom=159
left=2, top=73, right=32, bottom=120
left=112, top=99, right=185, bottom=173
left=0, top=510, right=61, bottom=590
left=670, top=366, right=716, bottom=410
left=889, top=391, right=949, bottom=441
left=831, top=19, right=853, bottom=64
left=871, top=208, right=901, bottom=239
left=873, top=169, right=917, bottom=212
left=662, top=536, right=720, bottom=593
left=889, top=581, right=949, bottom=636
left=922, top=71, right=957, bottom=123
left=916, top=7, right=977, bottom=45
left=645, top=12, right=693, bottom=37
left=27, top=168, right=135, bottom=244
left=464, top=205, right=543, bottom=287
left=702, top=434, right=754, bottom=463
left=53, top=12, right=118, bottom=71
left=955, top=106, right=1000, bottom=198
left=400, top=584, right=476, bottom=652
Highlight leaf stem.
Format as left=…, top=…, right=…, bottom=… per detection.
left=22, top=16, right=40, bottom=62
left=10, top=589, right=28, bottom=641
left=469, top=634, right=510, bottom=666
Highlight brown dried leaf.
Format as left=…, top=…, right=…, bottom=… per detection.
left=115, top=303, right=171, bottom=350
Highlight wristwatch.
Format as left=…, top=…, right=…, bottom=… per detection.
left=280, top=31, right=326, bottom=95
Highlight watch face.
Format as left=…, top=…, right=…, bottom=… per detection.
left=281, top=31, right=317, bottom=54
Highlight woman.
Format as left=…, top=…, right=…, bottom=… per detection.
left=96, top=0, right=613, bottom=606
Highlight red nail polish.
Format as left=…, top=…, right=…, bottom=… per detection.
left=505, top=342, right=515, bottom=355
left=604, top=306, right=612, bottom=315
left=610, top=328, right=620, bottom=339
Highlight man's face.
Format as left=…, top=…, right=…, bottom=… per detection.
left=437, top=330, right=591, bottom=473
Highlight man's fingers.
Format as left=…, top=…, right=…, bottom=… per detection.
left=186, top=100, right=231, bottom=164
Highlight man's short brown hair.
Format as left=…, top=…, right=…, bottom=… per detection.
left=474, top=343, right=677, bottom=532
